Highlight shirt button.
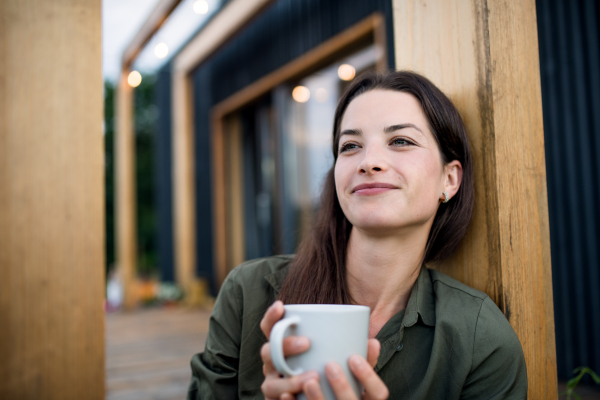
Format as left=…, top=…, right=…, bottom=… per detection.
left=397, top=343, right=403, bottom=351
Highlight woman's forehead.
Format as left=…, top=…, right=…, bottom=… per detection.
left=340, top=90, right=428, bottom=130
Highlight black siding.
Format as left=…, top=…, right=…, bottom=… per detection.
left=537, top=0, right=600, bottom=379
left=190, top=0, right=396, bottom=293
left=154, top=66, right=175, bottom=282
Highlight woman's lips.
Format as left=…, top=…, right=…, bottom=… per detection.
left=352, top=183, right=398, bottom=195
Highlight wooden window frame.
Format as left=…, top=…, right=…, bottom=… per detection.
left=210, top=13, right=388, bottom=286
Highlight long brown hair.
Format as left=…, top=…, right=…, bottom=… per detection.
left=278, top=71, right=474, bottom=304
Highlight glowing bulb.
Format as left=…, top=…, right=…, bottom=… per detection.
left=315, top=88, right=328, bottom=102
left=193, top=0, right=208, bottom=14
left=154, top=42, right=169, bottom=59
left=338, top=64, right=356, bottom=81
left=292, top=86, right=310, bottom=103
left=128, top=71, right=142, bottom=87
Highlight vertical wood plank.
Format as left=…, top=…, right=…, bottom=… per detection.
left=226, top=116, right=246, bottom=271
left=210, top=112, right=229, bottom=287
left=487, top=1, right=556, bottom=396
left=116, top=72, right=137, bottom=310
left=0, top=0, right=104, bottom=398
left=172, top=72, right=197, bottom=294
left=392, top=0, right=557, bottom=397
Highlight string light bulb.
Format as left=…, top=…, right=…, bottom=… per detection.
left=292, top=86, right=310, bottom=103
left=193, top=0, right=208, bottom=14
left=338, top=64, right=356, bottom=81
left=128, top=71, right=142, bottom=87
left=154, top=42, right=169, bottom=59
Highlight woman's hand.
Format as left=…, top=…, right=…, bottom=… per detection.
left=303, top=339, right=389, bottom=400
left=260, top=300, right=320, bottom=400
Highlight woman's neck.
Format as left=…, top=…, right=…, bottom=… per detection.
left=345, top=226, right=429, bottom=337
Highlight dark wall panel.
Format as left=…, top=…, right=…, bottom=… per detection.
left=537, top=0, right=600, bottom=380
left=192, top=66, right=217, bottom=296
left=190, top=0, right=396, bottom=291
left=155, top=66, right=175, bottom=282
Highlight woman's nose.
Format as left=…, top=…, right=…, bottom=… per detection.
left=357, top=146, right=388, bottom=174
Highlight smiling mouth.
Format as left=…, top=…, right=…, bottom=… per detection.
left=352, top=183, right=398, bottom=195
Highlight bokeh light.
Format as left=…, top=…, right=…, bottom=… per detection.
left=154, top=42, right=169, bottom=59
left=338, top=64, right=356, bottom=81
left=193, top=0, right=208, bottom=14
left=315, top=88, right=328, bottom=102
left=292, top=86, right=310, bottom=103
left=128, top=71, right=142, bottom=87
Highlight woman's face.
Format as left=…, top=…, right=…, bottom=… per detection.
left=334, top=89, right=461, bottom=235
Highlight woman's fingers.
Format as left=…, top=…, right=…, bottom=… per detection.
left=322, top=359, right=389, bottom=400
left=323, top=362, right=358, bottom=400
left=260, top=300, right=285, bottom=339
left=304, top=379, right=326, bottom=400
left=260, top=371, right=320, bottom=399
left=348, top=356, right=389, bottom=400
left=260, top=337, right=310, bottom=372
left=366, top=339, right=381, bottom=368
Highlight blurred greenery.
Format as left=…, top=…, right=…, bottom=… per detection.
left=561, top=367, right=600, bottom=400
left=104, top=76, right=158, bottom=278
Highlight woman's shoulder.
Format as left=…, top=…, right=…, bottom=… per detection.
left=221, top=254, right=294, bottom=296
left=427, top=268, right=524, bottom=359
left=427, top=268, right=488, bottom=302
left=226, top=254, right=294, bottom=281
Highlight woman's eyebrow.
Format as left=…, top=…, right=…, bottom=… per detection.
left=340, top=128, right=362, bottom=136
left=384, top=123, right=423, bottom=134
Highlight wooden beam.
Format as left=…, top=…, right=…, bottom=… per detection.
left=208, top=14, right=386, bottom=286
left=172, top=71, right=197, bottom=294
left=118, top=0, right=182, bottom=306
left=225, top=116, right=246, bottom=274
left=116, top=71, right=137, bottom=310
left=121, top=0, right=182, bottom=69
left=173, top=0, right=275, bottom=73
left=0, top=0, right=104, bottom=397
left=392, top=0, right=557, bottom=397
left=171, top=0, right=274, bottom=291
left=212, top=14, right=385, bottom=118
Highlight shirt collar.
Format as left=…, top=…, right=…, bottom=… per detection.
left=264, top=262, right=436, bottom=328
left=402, top=265, right=436, bottom=327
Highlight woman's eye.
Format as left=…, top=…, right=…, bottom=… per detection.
left=340, top=142, right=359, bottom=152
left=391, top=137, right=411, bottom=147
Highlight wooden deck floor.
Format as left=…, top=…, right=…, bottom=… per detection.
left=105, top=307, right=600, bottom=400
left=106, top=307, right=212, bottom=400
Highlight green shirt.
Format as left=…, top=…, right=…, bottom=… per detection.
left=187, top=255, right=527, bottom=399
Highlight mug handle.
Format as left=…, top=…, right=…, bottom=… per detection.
left=269, top=315, right=303, bottom=376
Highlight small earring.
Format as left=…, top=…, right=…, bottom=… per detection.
left=442, top=191, right=450, bottom=203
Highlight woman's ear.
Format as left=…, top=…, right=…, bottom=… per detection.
left=441, top=160, right=463, bottom=201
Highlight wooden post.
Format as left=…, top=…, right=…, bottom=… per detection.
left=0, top=0, right=104, bottom=398
left=172, top=0, right=274, bottom=291
left=172, top=71, right=197, bottom=295
left=116, top=71, right=137, bottom=310
left=392, top=0, right=557, bottom=397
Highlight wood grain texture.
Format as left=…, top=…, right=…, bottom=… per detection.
left=393, top=0, right=557, bottom=398
left=105, top=308, right=211, bottom=400
left=0, top=0, right=104, bottom=398
left=172, top=72, right=197, bottom=294
left=116, top=72, right=137, bottom=310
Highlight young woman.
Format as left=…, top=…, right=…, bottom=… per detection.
left=187, top=71, right=527, bottom=400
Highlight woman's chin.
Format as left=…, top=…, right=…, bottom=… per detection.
left=350, top=218, right=404, bottom=234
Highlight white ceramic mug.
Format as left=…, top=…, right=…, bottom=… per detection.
left=270, top=304, right=370, bottom=400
